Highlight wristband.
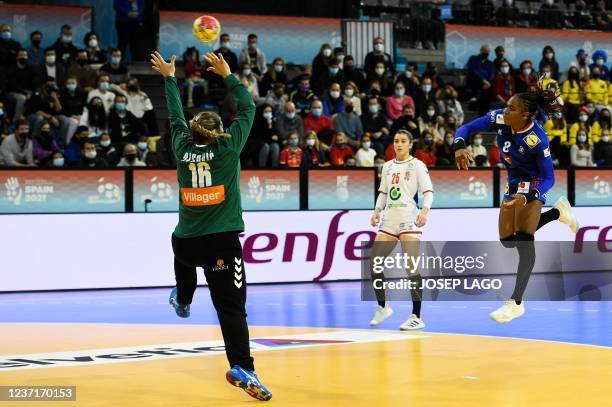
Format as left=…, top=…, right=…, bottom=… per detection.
left=453, top=138, right=466, bottom=151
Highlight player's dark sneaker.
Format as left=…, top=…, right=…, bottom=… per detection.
left=226, top=365, right=272, bottom=401
left=168, top=287, right=190, bottom=318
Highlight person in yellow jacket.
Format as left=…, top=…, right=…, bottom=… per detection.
left=568, top=107, right=594, bottom=145
left=544, top=116, right=568, bottom=165
left=561, top=66, right=584, bottom=123
left=585, top=67, right=608, bottom=107
left=540, top=64, right=559, bottom=93
left=590, top=108, right=611, bottom=140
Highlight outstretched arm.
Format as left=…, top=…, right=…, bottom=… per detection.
left=150, top=51, right=192, bottom=159
left=454, top=113, right=493, bottom=170
left=205, top=52, right=255, bottom=153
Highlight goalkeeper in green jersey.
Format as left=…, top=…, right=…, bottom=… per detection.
left=150, top=51, right=271, bottom=402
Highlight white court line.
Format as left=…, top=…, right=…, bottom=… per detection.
left=479, top=306, right=493, bottom=310
left=345, top=304, right=360, bottom=307
left=532, top=308, right=548, bottom=311
left=426, top=305, right=441, bottom=308
left=265, top=303, right=281, bottom=306
left=451, top=305, right=467, bottom=309
left=557, top=308, right=572, bottom=312
left=584, top=309, right=599, bottom=313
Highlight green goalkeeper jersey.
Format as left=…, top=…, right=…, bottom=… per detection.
left=165, top=75, right=255, bottom=238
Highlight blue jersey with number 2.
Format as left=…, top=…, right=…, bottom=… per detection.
left=454, top=109, right=554, bottom=202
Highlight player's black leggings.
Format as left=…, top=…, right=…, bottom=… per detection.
left=172, top=231, right=254, bottom=372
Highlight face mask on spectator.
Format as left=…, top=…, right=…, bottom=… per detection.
left=274, top=64, right=283, bottom=73
left=474, top=138, right=483, bottom=146
left=446, top=138, right=453, bottom=146
left=424, top=138, right=433, bottom=145
left=344, top=63, right=354, bottom=71
left=426, top=109, right=435, bottom=117
left=423, top=84, right=432, bottom=93
left=32, top=38, right=41, bottom=47
left=78, top=58, right=88, bottom=66
left=602, top=135, right=610, bottom=143
left=99, top=81, right=109, bottom=91
left=577, top=134, right=587, bottom=143
left=592, top=72, right=600, bottom=79
left=369, top=105, right=379, bottom=114
left=500, top=66, right=509, bottom=74
left=289, top=138, right=299, bottom=147
left=137, top=142, right=148, bottom=151
left=46, top=55, right=56, bottom=64
left=115, top=102, right=126, bottom=111
left=545, top=51, right=553, bottom=59
left=88, top=39, right=98, bottom=48
left=579, top=114, right=588, bottom=122
left=569, top=70, right=579, bottom=79
left=100, top=139, right=111, bottom=148
left=221, top=41, right=230, bottom=49
left=67, top=83, right=77, bottom=92
left=18, top=130, right=29, bottom=139
left=248, top=42, right=257, bottom=50
left=329, top=67, right=339, bottom=76
left=395, top=88, right=405, bottom=97
left=286, top=111, right=296, bottom=120
left=375, top=67, right=385, bottom=76
left=522, top=68, right=531, bottom=76
left=85, top=150, right=97, bottom=159
left=299, top=84, right=309, bottom=92
left=111, top=56, right=121, bottom=65
left=243, top=68, right=251, bottom=76
left=128, top=83, right=139, bottom=92
left=52, top=157, right=64, bottom=167
left=542, top=71, right=551, bottom=78
left=125, top=153, right=137, bottom=161
left=405, top=70, right=413, bottom=78
left=40, top=130, right=51, bottom=138
left=595, top=58, right=604, bottom=66
left=263, top=111, right=273, bottom=120
left=0, top=108, right=3, bottom=116
left=345, top=88, right=354, bottom=97
left=17, top=56, right=27, bottom=65
left=312, top=108, right=322, bottom=117
left=306, top=138, right=316, bottom=147
left=330, top=90, right=340, bottom=99
left=62, top=35, right=72, bottom=44
left=363, top=141, right=371, bottom=149
left=374, top=43, right=384, bottom=52
left=322, top=48, right=332, bottom=57
left=1, top=31, right=11, bottom=40
left=337, top=142, right=345, bottom=148
left=504, top=0, right=513, bottom=5
left=345, top=105, right=354, bottom=113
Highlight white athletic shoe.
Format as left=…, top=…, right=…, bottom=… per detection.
left=553, top=197, right=579, bottom=234
left=369, top=305, right=393, bottom=326
left=490, top=300, right=525, bottom=323
left=399, top=314, right=425, bottom=331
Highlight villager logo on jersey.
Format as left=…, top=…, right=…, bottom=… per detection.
left=182, top=151, right=215, bottom=162
left=523, top=132, right=540, bottom=148
left=181, top=185, right=225, bottom=206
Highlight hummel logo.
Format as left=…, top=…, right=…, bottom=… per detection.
left=234, top=257, right=243, bottom=288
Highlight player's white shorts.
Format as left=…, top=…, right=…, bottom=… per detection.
left=379, top=208, right=423, bottom=239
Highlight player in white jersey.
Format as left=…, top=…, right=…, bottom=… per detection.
left=369, top=130, right=433, bottom=330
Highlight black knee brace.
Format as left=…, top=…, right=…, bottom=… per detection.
left=500, top=235, right=517, bottom=248
left=515, top=232, right=535, bottom=241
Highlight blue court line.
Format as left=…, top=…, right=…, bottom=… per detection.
left=0, top=282, right=610, bottom=347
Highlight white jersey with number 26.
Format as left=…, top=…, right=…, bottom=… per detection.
left=379, top=157, right=434, bottom=212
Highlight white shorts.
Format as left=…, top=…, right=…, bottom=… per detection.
left=379, top=208, right=423, bottom=239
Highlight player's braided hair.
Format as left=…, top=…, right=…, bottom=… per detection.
left=516, top=73, right=563, bottom=117
left=189, top=111, right=230, bottom=145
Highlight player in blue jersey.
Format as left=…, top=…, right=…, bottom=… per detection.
left=453, top=82, right=578, bottom=323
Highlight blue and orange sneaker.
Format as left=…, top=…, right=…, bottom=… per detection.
left=168, top=287, right=190, bottom=318
left=226, top=365, right=272, bottom=401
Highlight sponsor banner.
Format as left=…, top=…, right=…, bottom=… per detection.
left=1, top=207, right=610, bottom=291
left=308, top=169, right=375, bottom=210
left=0, top=330, right=419, bottom=371
left=0, top=4, right=92, bottom=51
left=133, top=169, right=300, bottom=212
left=429, top=169, right=493, bottom=208
left=159, top=11, right=341, bottom=65
left=445, top=24, right=611, bottom=71
left=575, top=169, right=612, bottom=206
left=499, top=168, right=567, bottom=207
left=0, top=170, right=124, bottom=213
left=241, top=170, right=300, bottom=210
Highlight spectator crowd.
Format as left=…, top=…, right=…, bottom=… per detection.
left=1, top=3, right=611, bottom=172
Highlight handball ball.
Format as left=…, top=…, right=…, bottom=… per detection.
left=193, top=15, right=221, bottom=43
